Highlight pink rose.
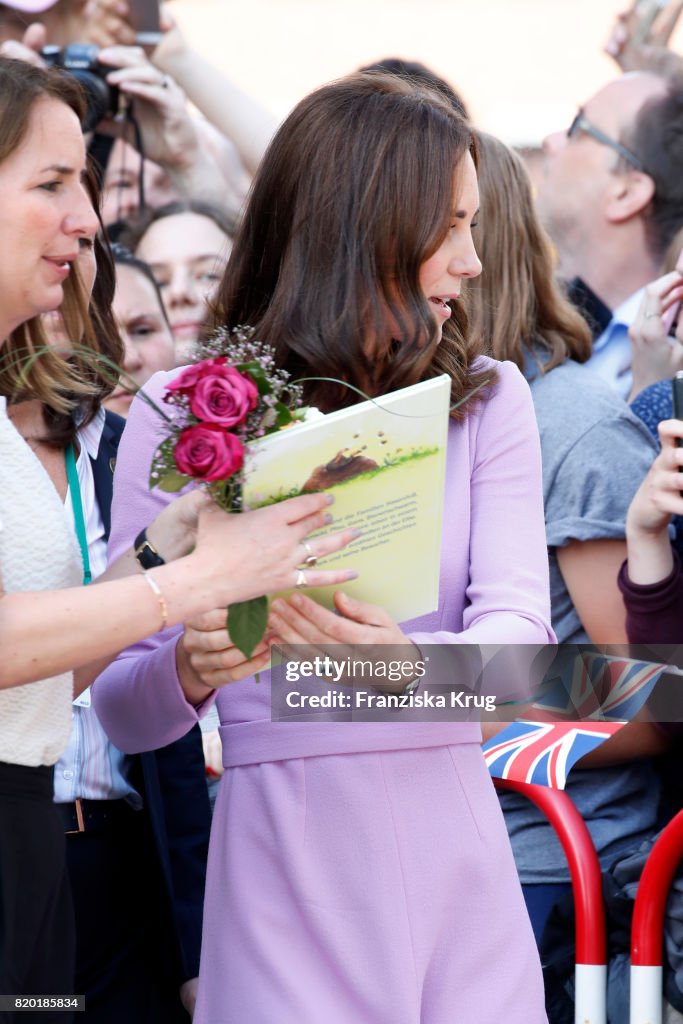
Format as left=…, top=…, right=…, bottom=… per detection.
left=165, top=361, right=213, bottom=396
left=166, top=358, right=258, bottom=428
left=174, top=424, right=244, bottom=482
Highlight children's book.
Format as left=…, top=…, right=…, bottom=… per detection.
left=242, top=375, right=451, bottom=622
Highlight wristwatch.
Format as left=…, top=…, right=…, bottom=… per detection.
left=134, top=528, right=166, bottom=570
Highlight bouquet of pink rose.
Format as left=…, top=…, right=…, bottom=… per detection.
left=150, top=326, right=307, bottom=656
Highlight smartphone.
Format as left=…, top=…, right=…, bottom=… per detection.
left=128, top=0, right=161, bottom=47
left=671, top=371, right=683, bottom=494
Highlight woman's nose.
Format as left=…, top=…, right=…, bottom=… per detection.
left=64, top=188, right=99, bottom=243
left=166, top=266, right=193, bottom=306
left=453, top=238, right=482, bottom=280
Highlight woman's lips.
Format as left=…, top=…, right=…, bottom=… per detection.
left=43, top=257, right=72, bottom=282
left=172, top=320, right=203, bottom=339
left=429, top=297, right=454, bottom=319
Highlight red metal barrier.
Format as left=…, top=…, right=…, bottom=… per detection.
left=495, top=778, right=606, bottom=1023
left=630, top=809, right=683, bottom=1024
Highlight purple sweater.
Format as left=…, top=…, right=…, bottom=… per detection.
left=93, top=359, right=554, bottom=764
left=618, top=554, right=683, bottom=736
left=618, top=552, right=683, bottom=644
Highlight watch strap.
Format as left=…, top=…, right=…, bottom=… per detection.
left=134, top=527, right=166, bottom=570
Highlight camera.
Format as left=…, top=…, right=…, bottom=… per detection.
left=41, top=44, right=119, bottom=133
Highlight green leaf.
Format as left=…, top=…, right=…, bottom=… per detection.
left=228, top=596, right=269, bottom=659
left=157, top=471, right=192, bottom=493
left=236, top=362, right=273, bottom=395
left=273, top=402, right=295, bottom=429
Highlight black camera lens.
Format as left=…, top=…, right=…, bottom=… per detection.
left=41, top=44, right=119, bottom=133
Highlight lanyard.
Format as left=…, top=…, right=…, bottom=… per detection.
left=65, top=441, right=92, bottom=585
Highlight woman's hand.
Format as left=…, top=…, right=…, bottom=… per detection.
left=191, top=493, right=359, bottom=610
left=145, top=489, right=209, bottom=563
left=99, top=47, right=198, bottom=170
left=268, top=590, right=406, bottom=647
left=628, top=419, right=683, bottom=534
left=626, top=418, right=683, bottom=583
left=628, top=270, right=683, bottom=398
left=83, top=0, right=136, bottom=48
left=177, top=608, right=270, bottom=703
left=0, top=23, right=47, bottom=66
left=99, top=45, right=231, bottom=205
left=267, top=591, right=419, bottom=690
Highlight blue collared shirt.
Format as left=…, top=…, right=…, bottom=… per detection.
left=586, top=288, right=644, bottom=400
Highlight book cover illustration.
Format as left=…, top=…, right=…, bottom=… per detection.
left=242, top=375, right=451, bottom=623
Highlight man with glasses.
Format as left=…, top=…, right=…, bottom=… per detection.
left=537, top=71, right=683, bottom=398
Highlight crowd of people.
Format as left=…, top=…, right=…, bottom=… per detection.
left=2, top=1, right=683, bottom=1022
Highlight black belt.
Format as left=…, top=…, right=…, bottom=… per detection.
left=58, top=797, right=138, bottom=835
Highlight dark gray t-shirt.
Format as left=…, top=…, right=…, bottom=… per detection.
left=501, top=357, right=660, bottom=884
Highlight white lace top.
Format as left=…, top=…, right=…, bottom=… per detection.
left=0, top=396, right=81, bottom=766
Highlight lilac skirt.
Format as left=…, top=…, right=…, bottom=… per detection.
left=194, top=743, right=547, bottom=1024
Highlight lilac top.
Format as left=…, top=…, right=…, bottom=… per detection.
left=93, top=359, right=554, bottom=765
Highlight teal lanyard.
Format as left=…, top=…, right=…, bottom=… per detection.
left=65, top=442, right=92, bottom=585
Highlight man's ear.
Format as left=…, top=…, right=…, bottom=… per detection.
left=605, top=170, right=655, bottom=224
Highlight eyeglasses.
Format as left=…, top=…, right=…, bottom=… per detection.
left=567, top=110, right=645, bottom=172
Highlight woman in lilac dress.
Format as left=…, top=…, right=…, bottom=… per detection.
left=93, top=72, right=553, bottom=1023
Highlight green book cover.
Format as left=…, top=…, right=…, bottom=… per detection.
left=242, top=375, right=451, bottom=622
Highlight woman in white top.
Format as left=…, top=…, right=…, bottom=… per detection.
left=0, top=55, right=356, bottom=1016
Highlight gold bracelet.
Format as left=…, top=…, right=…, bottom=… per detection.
left=142, top=570, right=169, bottom=631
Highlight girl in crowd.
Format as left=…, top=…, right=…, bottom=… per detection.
left=119, top=200, right=235, bottom=365
left=470, top=131, right=666, bottom=947
left=0, top=55, right=355, bottom=1014
left=104, top=245, right=176, bottom=418
left=94, top=73, right=553, bottom=1023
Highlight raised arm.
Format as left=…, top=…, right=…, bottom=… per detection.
left=146, top=18, right=277, bottom=178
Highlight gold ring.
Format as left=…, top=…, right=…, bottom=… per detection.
left=295, top=568, right=307, bottom=589
left=301, top=541, right=317, bottom=567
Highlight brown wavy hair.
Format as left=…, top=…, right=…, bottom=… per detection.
left=212, top=71, right=495, bottom=417
left=468, top=131, right=591, bottom=373
left=114, top=198, right=238, bottom=253
left=0, top=57, right=123, bottom=444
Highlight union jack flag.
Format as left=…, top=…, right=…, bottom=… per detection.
left=581, top=654, right=667, bottom=721
left=482, top=720, right=622, bottom=789
left=484, top=653, right=670, bottom=788
left=530, top=651, right=667, bottom=722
